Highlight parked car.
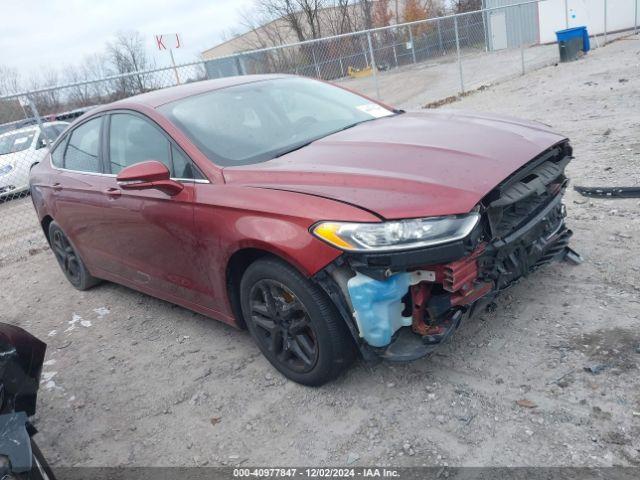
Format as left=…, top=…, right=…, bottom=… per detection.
left=0, top=323, right=57, bottom=479
left=0, top=118, right=39, bottom=136
left=29, top=75, right=579, bottom=385
left=0, top=122, right=68, bottom=199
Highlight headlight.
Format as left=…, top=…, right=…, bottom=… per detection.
left=311, top=213, right=480, bottom=252
left=0, top=164, right=13, bottom=176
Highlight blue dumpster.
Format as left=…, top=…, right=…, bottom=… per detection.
left=555, top=26, right=590, bottom=62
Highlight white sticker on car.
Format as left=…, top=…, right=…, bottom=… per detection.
left=356, top=104, right=394, bottom=118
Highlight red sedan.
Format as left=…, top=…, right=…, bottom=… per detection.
left=30, top=75, right=579, bottom=385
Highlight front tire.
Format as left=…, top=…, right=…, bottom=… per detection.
left=48, top=221, right=100, bottom=290
left=240, top=257, right=356, bottom=386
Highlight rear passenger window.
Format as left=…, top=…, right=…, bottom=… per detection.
left=109, top=114, right=171, bottom=174
left=64, top=117, right=102, bottom=173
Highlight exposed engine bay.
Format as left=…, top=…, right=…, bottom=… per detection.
left=315, top=141, right=582, bottom=360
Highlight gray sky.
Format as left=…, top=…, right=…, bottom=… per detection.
left=0, top=0, right=253, bottom=78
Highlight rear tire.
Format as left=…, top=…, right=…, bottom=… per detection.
left=48, top=221, right=100, bottom=290
left=240, top=257, right=356, bottom=386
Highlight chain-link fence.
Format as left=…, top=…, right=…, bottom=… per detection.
left=0, top=0, right=638, bottom=267
left=0, top=63, right=206, bottom=266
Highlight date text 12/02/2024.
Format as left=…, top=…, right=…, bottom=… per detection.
left=232, top=468, right=401, bottom=478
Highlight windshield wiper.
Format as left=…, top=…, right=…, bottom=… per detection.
left=273, top=139, right=317, bottom=158
left=273, top=113, right=401, bottom=159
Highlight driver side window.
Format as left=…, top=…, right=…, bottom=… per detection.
left=108, top=113, right=202, bottom=180
left=109, top=114, right=171, bottom=174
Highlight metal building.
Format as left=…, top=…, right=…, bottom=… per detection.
left=482, top=0, right=540, bottom=50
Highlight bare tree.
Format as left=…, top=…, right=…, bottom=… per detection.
left=0, top=65, right=25, bottom=123
left=64, top=65, right=93, bottom=108
left=237, top=5, right=290, bottom=50
left=84, top=53, right=113, bottom=101
left=62, top=53, right=114, bottom=107
left=107, top=31, right=157, bottom=97
left=323, top=0, right=355, bottom=36
left=360, top=0, right=374, bottom=29
left=452, top=0, right=482, bottom=14
left=251, top=0, right=329, bottom=42
left=372, top=0, right=394, bottom=27
left=0, top=65, right=21, bottom=96
left=27, top=68, right=62, bottom=115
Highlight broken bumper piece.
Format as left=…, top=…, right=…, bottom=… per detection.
left=312, top=143, right=582, bottom=361
left=316, top=200, right=579, bottom=362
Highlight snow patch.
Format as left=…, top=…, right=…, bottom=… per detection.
left=41, top=371, right=57, bottom=383
left=65, top=313, right=84, bottom=332
left=93, top=307, right=110, bottom=318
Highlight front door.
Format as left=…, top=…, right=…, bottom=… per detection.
left=95, top=112, right=205, bottom=305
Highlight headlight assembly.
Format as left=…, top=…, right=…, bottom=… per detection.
left=311, top=213, right=480, bottom=252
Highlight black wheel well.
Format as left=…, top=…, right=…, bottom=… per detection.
left=41, top=215, right=54, bottom=244
left=226, top=248, right=274, bottom=329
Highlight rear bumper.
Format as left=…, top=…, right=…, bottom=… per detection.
left=314, top=197, right=577, bottom=362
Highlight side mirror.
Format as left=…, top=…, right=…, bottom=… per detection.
left=116, top=160, right=184, bottom=196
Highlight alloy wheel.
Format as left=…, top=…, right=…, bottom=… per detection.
left=51, top=230, right=81, bottom=285
left=249, top=279, right=319, bottom=373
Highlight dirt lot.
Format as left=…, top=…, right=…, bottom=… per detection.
left=1, top=35, right=639, bottom=467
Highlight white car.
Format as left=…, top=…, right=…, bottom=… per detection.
left=0, top=121, right=68, bottom=199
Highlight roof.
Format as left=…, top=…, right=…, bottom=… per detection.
left=109, top=74, right=290, bottom=109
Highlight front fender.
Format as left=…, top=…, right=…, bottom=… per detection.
left=193, top=184, right=379, bottom=319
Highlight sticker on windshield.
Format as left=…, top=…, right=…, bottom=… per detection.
left=356, top=104, right=394, bottom=118
left=14, top=136, right=31, bottom=145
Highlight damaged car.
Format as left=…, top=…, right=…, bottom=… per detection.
left=29, top=75, right=579, bottom=385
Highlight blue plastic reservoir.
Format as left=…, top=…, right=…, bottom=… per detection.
left=347, top=272, right=413, bottom=347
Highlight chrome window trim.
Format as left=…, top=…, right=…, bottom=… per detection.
left=105, top=110, right=207, bottom=181
left=49, top=163, right=211, bottom=184
left=48, top=109, right=209, bottom=184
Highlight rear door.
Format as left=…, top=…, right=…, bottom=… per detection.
left=47, top=115, right=114, bottom=266
left=94, top=111, right=207, bottom=305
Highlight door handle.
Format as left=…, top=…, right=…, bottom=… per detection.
left=103, top=187, right=121, bottom=198
left=52, top=182, right=63, bottom=192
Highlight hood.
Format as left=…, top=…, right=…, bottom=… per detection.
left=223, top=111, right=567, bottom=220
left=0, top=152, right=19, bottom=167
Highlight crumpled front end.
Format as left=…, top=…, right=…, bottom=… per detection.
left=314, top=141, right=580, bottom=361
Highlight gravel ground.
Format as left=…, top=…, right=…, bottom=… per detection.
left=1, top=35, right=639, bottom=467
left=335, top=41, right=559, bottom=109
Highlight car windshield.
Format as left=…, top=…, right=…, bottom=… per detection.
left=0, top=130, right=36, bottom=155
left=159, top=77, right=397, bottom=166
